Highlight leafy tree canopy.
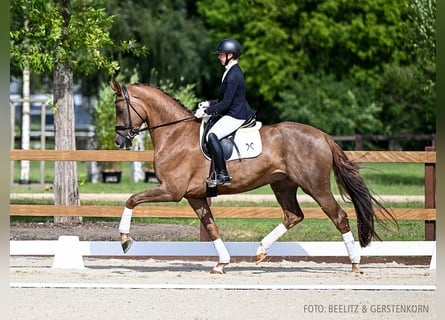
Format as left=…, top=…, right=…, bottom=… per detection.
left=197, top=0, right=409, bottom=100
left=103, top=0, right=211, bottom=94
left=10, top=0, right=147, bottom=77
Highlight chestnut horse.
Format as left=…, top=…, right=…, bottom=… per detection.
left=111, top=80, right=395, bottom=274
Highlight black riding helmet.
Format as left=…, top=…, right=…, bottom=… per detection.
left=214, top=38, right=242, bottom=65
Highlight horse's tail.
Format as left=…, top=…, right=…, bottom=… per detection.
left=324, top=135, right=397, bottom=247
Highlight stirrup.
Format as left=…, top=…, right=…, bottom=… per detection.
left=206, top=173, right=232, bottom=186
left=218, top=174, right=232, bottom=185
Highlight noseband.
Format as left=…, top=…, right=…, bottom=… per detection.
left=114, top=85, right=195, bottom=143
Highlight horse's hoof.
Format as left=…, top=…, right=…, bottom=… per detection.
left=255, top=252, right=267, bottom=265
left=210, top=268, right=225, bottom=274
left=121, top=239, right=133, bottom=253
left=255, top=245, right=267, bottom=264
left=210, top=263, right=228, bottom=274
left=352, top=263, right=364, bottom=274
left=120, top=235, right=133, bottom=253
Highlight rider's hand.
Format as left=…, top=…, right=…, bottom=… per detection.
left=195, top=101, right=210, bottom=119
left=194, top=106, right=208, bottom=119
left=198, top=101, right=210, bottom=108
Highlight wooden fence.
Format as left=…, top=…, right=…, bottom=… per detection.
left=10, top=148, right=436, bottom=241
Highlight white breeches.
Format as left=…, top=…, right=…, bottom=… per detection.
left=206, top=115, right=245, bottom=140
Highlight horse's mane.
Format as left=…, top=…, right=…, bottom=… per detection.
left=132, top=82, right=193, bottom=115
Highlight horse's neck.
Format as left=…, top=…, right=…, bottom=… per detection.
left=143, top=88, right=191, bottom=126
left=137, top=85, right=198, bottom=151
left=150, top=120, right=199, bottom=155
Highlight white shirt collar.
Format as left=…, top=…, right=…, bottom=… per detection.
left=222, top=60, right=238, bottom=83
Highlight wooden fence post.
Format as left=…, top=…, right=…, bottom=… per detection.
left=424, top=146, right=436, bottom=240
left=354, top=134, right=363, bottom=150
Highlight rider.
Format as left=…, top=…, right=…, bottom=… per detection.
left=194, top=38, right=256, bottom=186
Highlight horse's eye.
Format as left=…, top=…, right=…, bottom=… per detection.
left=116, top=107, right=124, bottom=116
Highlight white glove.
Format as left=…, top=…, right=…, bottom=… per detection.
left=194, top=106, right=209, bottom=119
left=198, top=101, right=210, bottom=108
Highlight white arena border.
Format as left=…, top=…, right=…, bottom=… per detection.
left=10, top=282, right=436, bottom=291
left=10, top=237, right=436, bottom=269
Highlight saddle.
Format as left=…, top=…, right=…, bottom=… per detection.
left=199, top=115, right=263, bottom=161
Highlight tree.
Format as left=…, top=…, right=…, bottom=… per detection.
left=197, top=0, right=302, bottom=108
left=369, top=0, right=436, bottom=148
left=97, top=0, right=212, bottom=93
left=10, top=0, right=146, bottom=222
left=276, top=73, right=383, bottom=137
left=196, top=0, right=410, bottom=126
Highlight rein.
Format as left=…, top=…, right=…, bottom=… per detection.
left=147, top=116, right=196, bottom=131
left=114, top=85, right=195, bottom=140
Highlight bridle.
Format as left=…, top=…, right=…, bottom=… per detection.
left=114, top=85, right=147, bottom=141
left=114, top=85, right=195, bottom=142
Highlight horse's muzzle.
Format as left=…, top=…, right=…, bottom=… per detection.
left=114, top=134, right=133, bottom=150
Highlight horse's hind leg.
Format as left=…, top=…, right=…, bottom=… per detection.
left=312, top=192, right=362, bottom=273
left=256, top=181, right=304, bottom=264
left=187, top=197, right=230, bottom=274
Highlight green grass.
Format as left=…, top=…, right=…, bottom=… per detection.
left=359, top=162, right=425, bottom=195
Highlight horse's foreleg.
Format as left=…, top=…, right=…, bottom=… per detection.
left=119, top=207, right=134, bottom=253
left=118, top=186, right=182, bottom=254
left=187, top=198, right=230, bottom=274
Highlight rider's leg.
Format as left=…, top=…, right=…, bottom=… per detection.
left=206, top=133, right=231, bottom=185
left=206, top=116, right=244, bottom=185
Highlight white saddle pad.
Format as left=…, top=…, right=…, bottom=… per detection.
left=200, top=119, right=263, bottom=161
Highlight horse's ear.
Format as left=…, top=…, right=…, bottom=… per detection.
left=110, top=80, right=122, bottom=95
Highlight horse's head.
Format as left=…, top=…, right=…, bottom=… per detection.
left=110, top=80, right=147, bottom=150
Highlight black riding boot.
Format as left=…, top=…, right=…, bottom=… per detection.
left=206, top=133, right=232, bottom=185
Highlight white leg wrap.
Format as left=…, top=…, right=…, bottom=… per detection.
left=213, top=238, right=230, bottom=263
left=342, top=231, right=361, bottom=264
left=260, top=223, right=287, bottom=249
left=118, top=207, right=133, bottom=234
left=255, top=244, right=267, bottom=256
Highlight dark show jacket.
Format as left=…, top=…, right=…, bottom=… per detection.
left=206, top=64, right=256, bottom=120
